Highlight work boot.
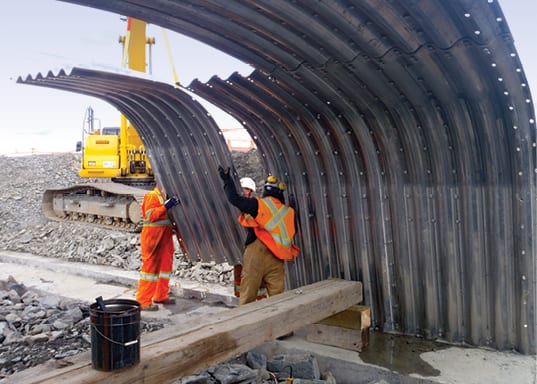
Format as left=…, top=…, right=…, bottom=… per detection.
left=154, top=297, right=176, bottom=305
left=141, top=303, right=159, bottom=311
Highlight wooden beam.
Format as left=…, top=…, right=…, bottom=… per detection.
left=6, top=279, right=362, bottom=384
left=306, top=324, right=369, bottom=352
left=317, top=305, right=371, bottom=329
left=305, top=305, right=371, bottom=351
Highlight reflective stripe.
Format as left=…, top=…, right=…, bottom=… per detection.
left=158, top=271, right=171, bottom=280
left=139, top=271, right=158, bottom=282
left=145, top=207, right=156, bottom=219
left=139, top=271, right=171, bottom=282
left=143, top=219, right=172, bottom=226
left=143, top=207, right=172, bottom=226
left=262, top=199, right=292, bottom=246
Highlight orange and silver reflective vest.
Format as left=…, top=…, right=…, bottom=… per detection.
left=238, top=196, right=299, bottom=260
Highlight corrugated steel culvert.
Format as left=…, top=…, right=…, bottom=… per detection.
left=19, top=1, right=535, bottom=354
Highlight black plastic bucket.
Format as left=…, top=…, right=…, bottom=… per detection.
left=89, top=298, right=141, bottom=371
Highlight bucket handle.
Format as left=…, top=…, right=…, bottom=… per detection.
left=91, top=324, right=139, bottom=347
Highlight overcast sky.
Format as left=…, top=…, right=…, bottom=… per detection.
left=0, top=0, right=535, bottom=154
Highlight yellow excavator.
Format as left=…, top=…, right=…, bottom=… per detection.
left=42, top=17, right=155, bottom=231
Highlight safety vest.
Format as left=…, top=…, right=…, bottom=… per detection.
left=238, top=196, right=299, bottom=260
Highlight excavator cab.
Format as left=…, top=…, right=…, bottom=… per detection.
left=79, top=129, right=121, bottom=178
left=101, top=127, right=120, bottom=135
left=77, top=106, right=153, bottom=184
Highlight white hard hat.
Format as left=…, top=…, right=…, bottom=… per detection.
left=240, top=177, right=256, bottom=192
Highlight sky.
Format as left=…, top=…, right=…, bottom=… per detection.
left=0, top=0, right=254, bottom=154
left=0, top=0, right=536, bottom=154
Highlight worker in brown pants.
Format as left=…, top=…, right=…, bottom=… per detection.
left=233, top=177, right=267, bottom=300
left=218, top=167, right=299, bottom=305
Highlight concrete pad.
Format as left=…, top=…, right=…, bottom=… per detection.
left=0, top=257, right=135, bottom=303
left=418, top=347, right=536, bottom=384
left=254, top=329, right=537, bottom=384
left=0, top=251, right=237, bottom=306
left=0, top=251, right=235, bottom=322
left=254, top=334, right=536, bottom=384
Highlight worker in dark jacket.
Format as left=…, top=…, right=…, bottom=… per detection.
left=232, top=177, right=268, bottom=300
left=218, top=166, right=299, bottom=305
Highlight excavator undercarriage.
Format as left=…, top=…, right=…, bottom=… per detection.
left=42, top=182, right=150, bottom=232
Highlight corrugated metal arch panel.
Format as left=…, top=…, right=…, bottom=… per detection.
left=180, top=4, right=534, bottom=353
left=17, top=67, right=244, bottom=265
left=44, top=0, right=537, bottom=354
left=192, top=67, right=534, bottom=352
left=189, top=68, right=400, bottom=334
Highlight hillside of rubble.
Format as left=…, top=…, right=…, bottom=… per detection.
left=0, top=150, right=264, bottom=283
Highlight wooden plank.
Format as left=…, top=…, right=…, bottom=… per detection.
left=5, top=279, right=362, bottom=384
left=305, top=305, right=370, bottom=351
left=306, top=324, right=369, bottom=352
left=317, top=305, right=370, bottom=330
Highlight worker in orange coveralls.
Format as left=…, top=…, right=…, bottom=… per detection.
left=136, top=185, right=179, bottom=311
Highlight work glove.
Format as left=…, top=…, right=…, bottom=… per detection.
left=164, top=197, right=179, bottom=209
left=218, top=165, right=231, bottom=181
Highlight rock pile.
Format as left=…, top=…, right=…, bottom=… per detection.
left=0, top=272, right=338, bottom=383
left=176, top=351, right=337, bottom=384
left=0, top=152, right=255, bottom=285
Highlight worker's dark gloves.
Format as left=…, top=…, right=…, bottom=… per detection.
left=218, top=165, right=231, bottom=181
left=164, top=197, right=179, bottom=209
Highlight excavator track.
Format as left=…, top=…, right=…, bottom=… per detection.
left=42, top=183, right=150, bottom=232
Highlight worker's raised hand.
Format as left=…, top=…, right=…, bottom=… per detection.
left=164, top=197, right=179, bottom=209
left=218, top=165, right=231, bottom=181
